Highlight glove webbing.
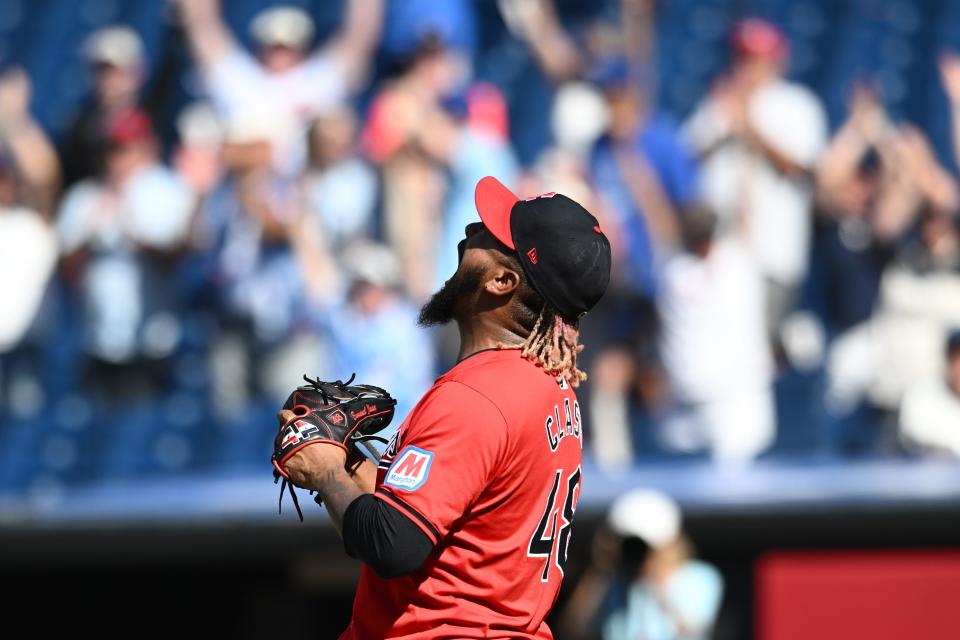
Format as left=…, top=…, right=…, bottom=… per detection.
left=300, top=372, right=392, bottom=403
left=274, top=372, right=392, bottom=521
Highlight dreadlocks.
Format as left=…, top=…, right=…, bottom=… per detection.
left=496, top=252, right=588, bottom=388
left=518, top=305, right=587, bottom=387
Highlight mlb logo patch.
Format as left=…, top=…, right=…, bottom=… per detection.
left=384, top=446, right=434, bottom=491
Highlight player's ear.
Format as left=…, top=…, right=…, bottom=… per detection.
left=484, top=265, right=521, bottom=297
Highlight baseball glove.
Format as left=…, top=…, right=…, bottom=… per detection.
left=272, top=373, right=396, bottom=521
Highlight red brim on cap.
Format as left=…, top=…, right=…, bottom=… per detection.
left=475, top=175, right=519, bottom=250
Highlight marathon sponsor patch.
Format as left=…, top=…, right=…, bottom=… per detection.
left=383, top=446, right=434, bottom=491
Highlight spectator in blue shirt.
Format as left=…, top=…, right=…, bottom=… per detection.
left=589, top=58, right=699, bottom=297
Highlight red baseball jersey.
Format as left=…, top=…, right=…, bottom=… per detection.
left=340, top=348, right=584, bottom=639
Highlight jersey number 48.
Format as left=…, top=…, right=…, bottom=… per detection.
left=528, top=466, right=582, bottom=582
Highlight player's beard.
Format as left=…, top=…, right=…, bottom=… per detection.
left=418, top=264, right=485, bottom=327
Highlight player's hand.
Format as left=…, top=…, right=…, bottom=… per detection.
left=847, top=83, right=891, bottom=143
left=940, top=52, right=960, bottom=104
left=169, top=0, right=220, bottom=25
left=711, top=76, right=749, bottom=135
left=0, top=67, right=31, bottom=128
left=275, top=409, right=348, bottom=489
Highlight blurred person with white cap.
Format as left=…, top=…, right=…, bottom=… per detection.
left=172, top=101, right=226, bottom=206
left=558, top=489, right=723, bottom=640
left=61, top=25, right=146, bottom=187
left=176, top=0, right=383, bottom=176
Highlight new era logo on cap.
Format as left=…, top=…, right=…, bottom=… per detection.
left=527, top=248, right=538, bottom=264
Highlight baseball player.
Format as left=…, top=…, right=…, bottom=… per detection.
left=276, top=176, right=611, bottom=638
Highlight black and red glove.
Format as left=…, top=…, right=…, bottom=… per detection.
left=272, top=374, right=396, bottom=521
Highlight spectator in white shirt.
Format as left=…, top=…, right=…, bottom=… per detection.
left=301, top=107, right=378, bottom=249
left=57, top=109, right=194, bottom=383
left=177, top=0, right=383, bottom=176
left=684, top=18, right=827, bottom=337
left=658, top=206, right=775, bottom=464
left=900, top=330, right=960, bottom=457
left=865, top=208, right=960, bottom=413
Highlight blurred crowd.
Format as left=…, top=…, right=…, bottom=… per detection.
left=2, top=0, right=960, bottom=486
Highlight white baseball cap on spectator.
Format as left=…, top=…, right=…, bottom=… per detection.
left=250, top=6, right=315, bottom=49
left=85, top=26, right=144, bottom=68
left=551, top=82, right=609, bottom=156
left=607, top=489, right=682, bottom=549
left=342, top=241, right=402, bottom=290
left=176, top=102, right=224, bottom=148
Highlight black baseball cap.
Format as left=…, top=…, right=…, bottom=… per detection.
left=474, top=176, right=611, bottom=320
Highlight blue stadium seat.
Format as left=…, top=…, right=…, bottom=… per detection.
left=212, top=398, right=276, bottom=473
left=0, top=418, right=38, bottom=492
left=95, top=400, right=167, bottom=480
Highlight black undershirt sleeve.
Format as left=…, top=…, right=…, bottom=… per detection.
left=342, top=493, right=435, bottom=579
